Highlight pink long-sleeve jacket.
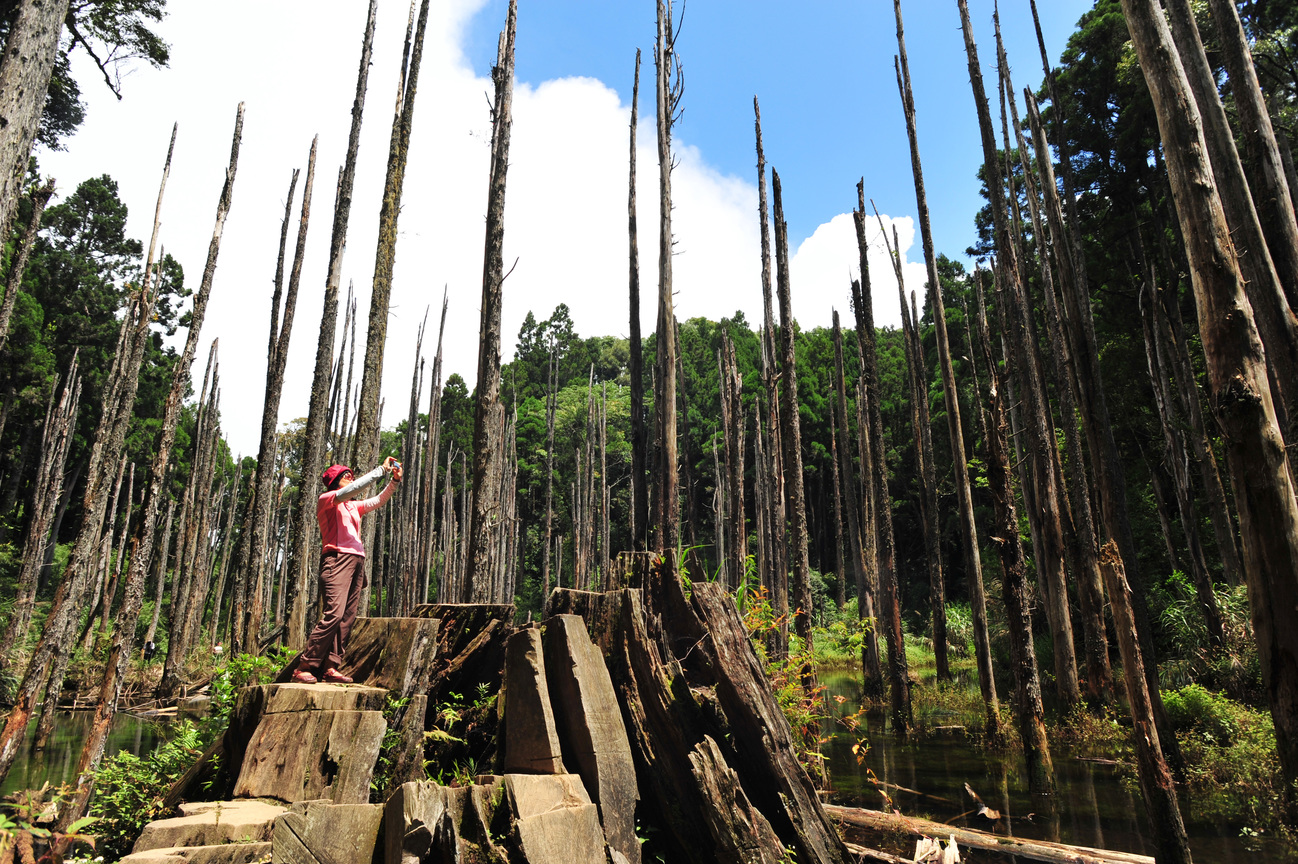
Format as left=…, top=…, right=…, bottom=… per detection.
left=317, top=466, right=397, bottom=557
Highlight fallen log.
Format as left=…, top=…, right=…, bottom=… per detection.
left=825, top=805, right=1153, bottom=864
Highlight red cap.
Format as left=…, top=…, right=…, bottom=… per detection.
left=321, top=464, right=350, bottom=490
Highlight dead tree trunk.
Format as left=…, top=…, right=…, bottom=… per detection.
left=1122, top=0, right=1298, bottom=793
left=3, top=356, right=79, bottom=660
left=628, top=49, right=648, bottom=552
left=831, top=312, right=882, bottom=689
left=1167, top=0, right=1298, bottom=456
left=465, top=0, right=516, bottom=602
left=244, top=139, right=315, bottom=649
left=772, top=171, right=815, bottom=665
left=100, top=461, right=135, bottom=635
left=652, top=0, right=681, bottom=588
left=753, top=97, right=787, bottom=657
left=1099, top=542, right=1194, bottom=864
left=0, top=178, right=54, bottom=356
left=0, top=116, right=183, bottom=784
left=352, top=0, right=429, bottom=605
left=417, top=291, right=447, bottom=605
left=541, top=349, right=557, bottom=601
left=62, top=102, right=243, bottom=818
left=893, top=0, right=1000, bottom=736
left=1141, top=281, right=1226, bottom=647
left=144, top=494, right=175, bottom=646
left=719, top=329, right=746, bottom=590
left=851, top=185, right=910, bottom=732
left=964, top=0, right=1079, bottom=710
left=1206, top=0, right=1298, bottom=314
left=0, top=0, right=71, bottom=248
left=880, top=210, right=948, bottom=684
left=288, top=0, right=374, bottom=645
left=972, top=269, right=1055, bottom=797
left=828, top=405, right=845, bottom=609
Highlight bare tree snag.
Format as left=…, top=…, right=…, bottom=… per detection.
left=971, top=270, right=1055, bottom=797
left=1206, top=0, right=1298, bottom=314
left=652, top=0, right=682, bottom=587
left=0, top=178, right=54, bottom=356
left=1121, top=0, right=1298, bottom=794
left=719, top=328, right=745, bottom=590
left=289, top=0, right=376, bottom=645
left=418, top=290, right=448, bottom=604
left=466, top=0, right=517, bottom=602
left=2, top=355, right=78, bottom=662
left=1098, top=542, right=1194, bottom=864
left=0, top=115, right=186, bottom=784
left=352, top=0, right=429, bottom=579
left=628, top=49, right=648, bottom=552
left=0, top=0, right=72, bottom=250
left=832, top=312, right=882, bottom=689
left=894, top=0, right=1000, bottom=736
left=64, top=102, right=244, bottom=818
left=850, top=184, right=909, bottom=731
left=245, top=140, right=315, bottom=647
left=753, top=97, right=788, bottom=656
left=772, top=171, right=815, bottom=666
left=1166, top=0, right=1298, bottom=452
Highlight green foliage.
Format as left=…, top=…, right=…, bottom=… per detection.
left=91, top=721, right=203, bottom=861
left=1150, top=572, right=1259, bottom=699
left=202, top=647, right=293, bottom=741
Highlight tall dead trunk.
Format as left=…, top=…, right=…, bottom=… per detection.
left=676, top=321, right=697, bottom=552
left=1206, top=0, right=1298, bottom=314
left=1141, top=281, right=1226, bottom=647
left=753, top=97, right=787, bottom=657
left=0, top=0, right=71, bottom=247
left=465, top=0, right=517, bottom=602
left=245, top=140, right=315, bottom=647
left=62, top=102, right=243, bottom=818
left=288, top=0, right=376, bottom=642
left=1099, top=542, right=1194, bottom=864
left=719, top=328, right=745, bottom=590
left=652, top=0, right=681, bottom=591
left=1121, top=0, right=1298, bottom=794
left=144, top=494, right=175, bottom=646
left=831, top=312, right=882, bottom=690
left=850, top=187, right=909, bottom=732
left=971, top=269, right=1055, bottom=797
left=2, top=355, right=79, bottom=661
left=0, top=115, right=183, bottom=784
left=893, top=0, right=999, bottom=736
left=879, top=210, right=948, bottom=684
left=100, top=461, right=135, bottom=634
left=628, top=49, right=648, bottom=552
left=828, top=403, right=845, bottom=609
left=965, top=0, right=1079, bottom=710
left=351, top=0, right=429, bottom=601
left=0, top=178, right=54, bottom=356
left=772, top=171, right=815, bottom=669
left=993, top=21, right=1111, bottom=704
left=1166, top=0, right=1298, bottom=455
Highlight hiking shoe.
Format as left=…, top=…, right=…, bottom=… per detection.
left=323, top=668, right=353, bottom=684
left=292, top=669, right=318, bottom=684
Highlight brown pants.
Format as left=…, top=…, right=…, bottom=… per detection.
left=301, top=550, right=365, bottom=671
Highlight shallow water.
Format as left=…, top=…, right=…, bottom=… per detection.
left=820, top=670, right=1290, bottom=863
left=0, top=711, right=166, bottom=798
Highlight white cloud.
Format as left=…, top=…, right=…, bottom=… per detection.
left=40, top=0, right=930, bottom=456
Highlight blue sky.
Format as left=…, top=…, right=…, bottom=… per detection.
left=41, top=0, right=1096, bottom=454
left=464, top=0, right=1092, bottom=258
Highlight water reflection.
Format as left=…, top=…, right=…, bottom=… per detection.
left=820, top=670, right=1287, bottom=863
left=0, top=711, right=165, bottom=798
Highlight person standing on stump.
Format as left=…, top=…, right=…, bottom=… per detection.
left=293, top=456, right=402, bottom=684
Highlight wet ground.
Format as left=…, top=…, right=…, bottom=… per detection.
left=821, top=670, right=1290, bottom=863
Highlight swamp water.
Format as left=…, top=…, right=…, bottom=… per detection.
left=0, top=711, right=166, bottom=798
left=820, top=670, right=1290, bottom=863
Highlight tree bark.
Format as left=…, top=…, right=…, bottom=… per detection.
left=971, top=270, right=1055, bottom=797
left=1098, top=542, right=1194, bottom=864
left=628, top=49, right=648, bottom=553
left=62, top=103, right=243, bottom=819
left=773, top=171, right=815, bottom=669
left=144, top=494, right=175, bottom=646
left=1121, top=0, right=1298, bottom=794
left=465, top=0, right=516, bottom=602
left=652, top=0, right=680, bottom=592
left=0, top=0, right=71, bottom=250
left=289, top=0, right=376, bottom=633
left=893, top=0, right=999, bottom=736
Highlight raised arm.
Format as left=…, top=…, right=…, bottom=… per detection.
left=334, top=464, right=388, bottom=503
